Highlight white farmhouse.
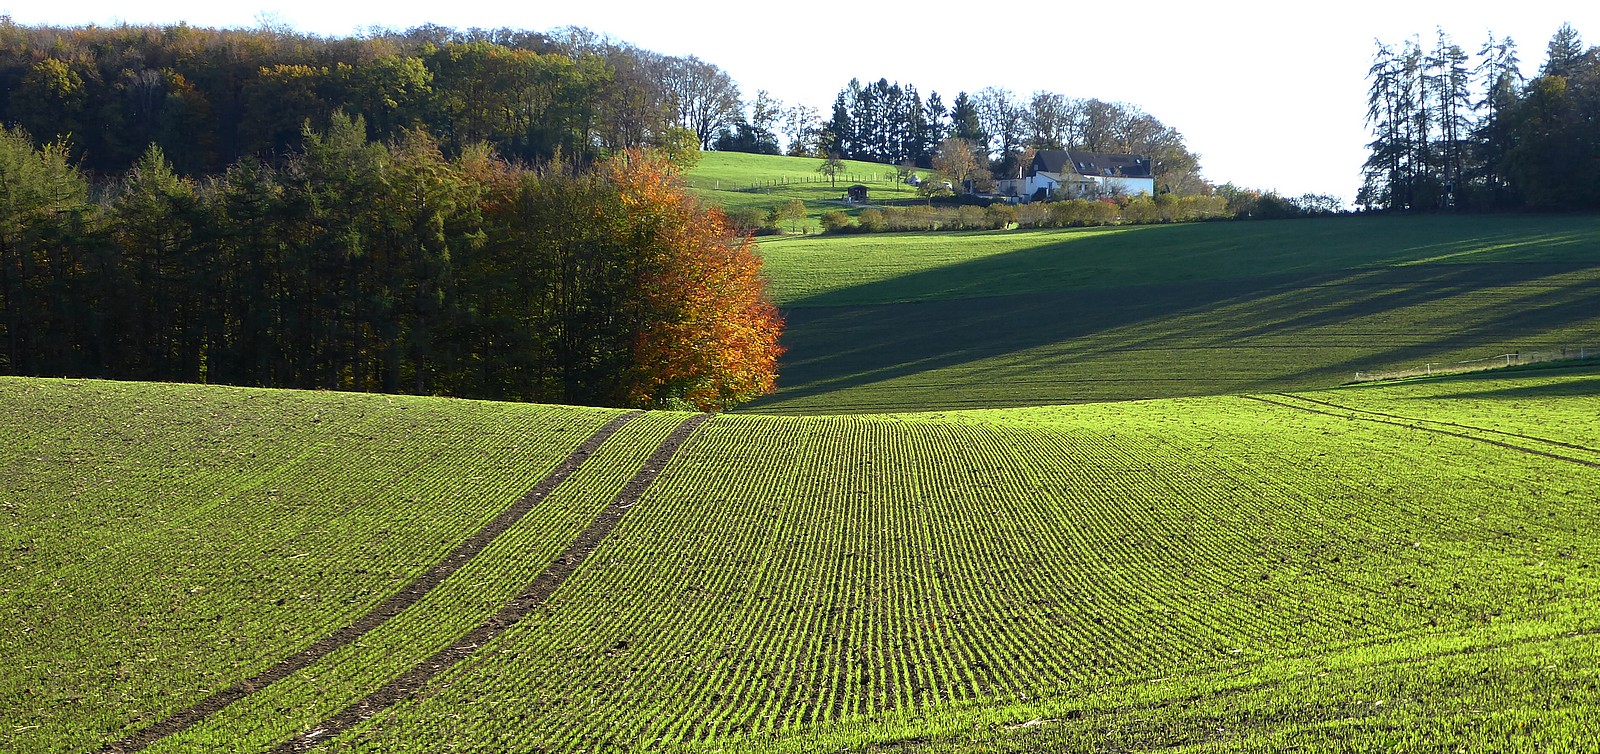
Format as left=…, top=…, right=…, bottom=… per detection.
left=994, top=150, right=1156, bottom=201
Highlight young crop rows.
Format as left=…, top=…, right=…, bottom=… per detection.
left=6, top=370, right=1597, bottom=752
left=319, top=389, right=1600, bottom=751
left=0, top=379, right=659, bottom=754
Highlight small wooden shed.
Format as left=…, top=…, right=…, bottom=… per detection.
left=847, top=184, right=869, bottom=203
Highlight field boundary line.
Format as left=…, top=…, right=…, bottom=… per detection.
left=102, top=410, right=644, bottom=754
left=272, top=412, right=712, bottom=753
left=1245, top=395, right=1600, bottom=470
left=1275, top=393, right=1600, bottom=457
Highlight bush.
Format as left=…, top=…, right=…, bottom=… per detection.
left=956, top=205, right=986, bottom=230
left=819, top=209, right=851, bottom=232
left=1047, top=199, right=1116, bottom=227
left=1120, top=196, right=1161, bottom=224
left=1015, top=201, right=1050, bottom=228
left=857, top=208, right=887, bottom=232
left=724, top=206, right=776, bottom=235
left=984, top=204, right=1017, bottom=229
left=887, top=206, right=947, bottom=231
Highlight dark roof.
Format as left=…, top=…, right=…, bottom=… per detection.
left=1033, top=150, right=1073, bottom=174
left=848, top=184, right=869, bottom=190
left=1032, top=150, right=1152, bottom=179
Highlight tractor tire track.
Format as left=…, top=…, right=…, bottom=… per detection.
left=272, top=412, right=711, bottom=753
left=1274, top=392, right=1600, bottom=457
left=1245, top=395, right=1600, bottom=470
left=103, top=410, right=644, bottom=754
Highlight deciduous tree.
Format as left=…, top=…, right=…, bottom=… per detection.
left=608, top=152, right=783, bottom=410
left=818, top=153, right=844, bottom=186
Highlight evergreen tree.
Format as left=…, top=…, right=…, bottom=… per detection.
left=0, top=128, right=91, bottom=374
left=920, top=92, right=948, bottom=167
left=1428, top=29, right=1473, bottom=207
left=949, top=92, right=987, bottom=147
left=1472, top=33, right=1523, bottom=207
left=107, top=146, right=203, bottom=379
left=824, top=86, right=857, bottom=160
left=1542, top=22, right=1586, bottom=78
left=1361, top=41, right=1406, bottom=210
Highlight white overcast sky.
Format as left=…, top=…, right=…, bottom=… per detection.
left=9, top=1, right=1600, bottom=200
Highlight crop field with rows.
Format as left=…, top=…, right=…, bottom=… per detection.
left=321, top=366, right=1599, bottom=752
left=746, top=214, right=1600, bottom=413
left=0, top=378, right=690, bottom=753
left=10, top=364, right=1590, bottom=752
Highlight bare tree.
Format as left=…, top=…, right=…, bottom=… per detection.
left=750, top=90, right=784, bottom=136
left=781, top=103, right=820, bottom=156
left=1025, top=91, right=1072, bottom=150
left=660, top=56, right=741, bottom=149
left=973, top=87, right=1024, bottom=161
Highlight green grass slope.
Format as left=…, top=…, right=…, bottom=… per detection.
left=745, top=214, right=1600, bottom=413
left=685, top=151, right=925, bottom=226
left=6, top=369, right=1597, bottom=752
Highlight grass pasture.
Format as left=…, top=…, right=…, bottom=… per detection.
left=5, top=366, right=1599, bottom=752
left=685, top=151, right=926, bottom=228
left=746, top=214, right=1600, bottom=413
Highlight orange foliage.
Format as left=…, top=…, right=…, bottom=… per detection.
left=606, top=150, right=784, bottom=410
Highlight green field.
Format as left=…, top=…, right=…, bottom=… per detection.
left=685, top=151, right=927, bottom=228
left=4, top=367, right=1599, bottom=752
left=743, top=214, right=1600, bottom=413
left=6, top=209, right=1600, bottom=752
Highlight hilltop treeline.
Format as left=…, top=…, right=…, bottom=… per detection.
left=819, top=81, right=1206, bottom=195
left=1362, top=22, right=1600, bottom=211
left=0, top=118, right=782, bottom=410
left=0, top=20, right=749, bottom=176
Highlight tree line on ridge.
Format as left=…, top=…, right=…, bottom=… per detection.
left=1362, top=22, right=1600, bottom=211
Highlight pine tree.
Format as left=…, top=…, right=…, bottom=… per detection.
left=1473, top=33, right=1523, bottom=207
left=949, top=92, right=987, bottom=148
left=1542, top=22, right=1585, bottom=78
left=1428, top=29, right=1473, bottom=207
left=1360, top=41, right=1406, bottom=210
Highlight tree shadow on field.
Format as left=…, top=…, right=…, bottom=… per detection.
left=742, top=227, right=1600, bottom=413
left=1240, top=267, right=1600, bottom=393
left=1375, top=365, right=1600, bottom=401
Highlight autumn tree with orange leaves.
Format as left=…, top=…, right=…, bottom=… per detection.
left=608, top=152, right=784, bottom=410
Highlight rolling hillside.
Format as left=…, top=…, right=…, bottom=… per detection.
left=5, top=368, right=1598, bottom=752
left=685, top=151, right=926, bottom=227
left=744, top=214, right=1600, bottom=413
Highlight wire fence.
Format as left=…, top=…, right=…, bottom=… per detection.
left=700, top=173, right=906, bottom=194
left=1352, top=345, right=1597, bottom=382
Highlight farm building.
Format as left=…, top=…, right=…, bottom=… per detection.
left=994, top=150, right=1156, bottom=201
left=846, top=184, right=869, bottom=203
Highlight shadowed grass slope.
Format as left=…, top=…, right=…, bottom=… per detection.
left=744, top=214, right=1600, bottom=413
